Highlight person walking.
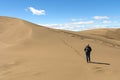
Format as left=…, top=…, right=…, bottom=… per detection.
left=84, top=44, right=92, bottom=63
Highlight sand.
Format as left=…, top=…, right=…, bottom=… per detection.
left=0, top=16, right=120, bottom=80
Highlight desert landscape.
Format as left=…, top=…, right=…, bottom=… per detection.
left=0, top=16, right=120, bottom=80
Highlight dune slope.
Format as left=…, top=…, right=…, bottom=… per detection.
left=0, top=16, right=120, bottom=80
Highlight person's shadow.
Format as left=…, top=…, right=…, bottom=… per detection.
left=89, top=61, right=110, bottom=65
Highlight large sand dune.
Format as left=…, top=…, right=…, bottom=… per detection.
left=0, top=16, right=120, bottom=80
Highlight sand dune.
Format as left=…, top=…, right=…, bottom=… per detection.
left=0, top=16, right=120, bottom=80
left=0, top=16, right=32, bottom=48
left=79, top=28, right=120, bottom=40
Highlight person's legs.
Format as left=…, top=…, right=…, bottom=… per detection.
left=86, top=52, right=91, bottom=63
left=86, top=53, right=89, bottom=62
left=88, top=53, right=91, bottom=62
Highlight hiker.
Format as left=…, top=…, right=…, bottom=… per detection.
left=84, top=44, right=92, bottom=63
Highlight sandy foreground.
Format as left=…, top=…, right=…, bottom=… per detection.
left=0, top=16, right=120, bottom=80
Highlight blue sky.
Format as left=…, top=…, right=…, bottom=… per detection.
left=0, top=0, right=120, bottom=31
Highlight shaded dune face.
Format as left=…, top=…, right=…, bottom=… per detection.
left=0, top=17, right=32, bottom=48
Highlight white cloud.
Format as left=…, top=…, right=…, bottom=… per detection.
left=41, top=21, right=95, bottom=31
left=102, top=20, right=111, bottom=24
left=71, top=21, right=94, bottom=25
left=71, top=19, right=77, bottom=21
left=39, top=16, right=119, bottom=31
left=91, top=25, right=108, bottom=29
left=41, top=21, right=113, bottom=31
left=113, top=21, right=119, bottom=24
left=93, top=16, right=109, bottom=20
left=28, top=7, right=45, bottom=15
left=71, top=18, right=87, bottom=21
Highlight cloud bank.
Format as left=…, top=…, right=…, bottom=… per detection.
left=71, top=21, right=94, bottom=25
left=42, top=21, right=96, bottom=31
left=93, top=16, right=109, bottom=20
left=41, top=16, right=120, bottom=31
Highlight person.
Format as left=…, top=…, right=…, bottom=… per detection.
left=84, top=44, right=92, bottom=63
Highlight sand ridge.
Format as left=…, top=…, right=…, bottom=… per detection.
left=0, top=17, right=32, bottom=48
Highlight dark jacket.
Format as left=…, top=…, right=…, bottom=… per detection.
left=84, top=46, right=92, bottom=53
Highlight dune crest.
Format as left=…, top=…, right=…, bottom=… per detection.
left=0, top=16, right=32, bottom=48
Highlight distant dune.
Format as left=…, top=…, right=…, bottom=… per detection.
left=0, top=16, right=120, bottom=80
left=79, top=28, right=120, bottom=40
